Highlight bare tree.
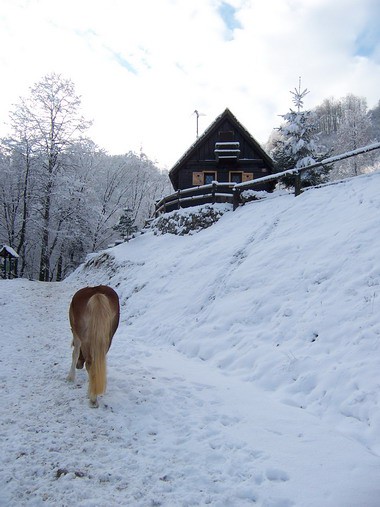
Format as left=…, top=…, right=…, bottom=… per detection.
left=314, top=97, right=344, bottom=137
left=0, top=125, right=41, bottom=276
left=9, top=73, right=91, bottom=280
left=335, top=95, right=373, bottom=177
left=0, top=74, right=172, bottom=279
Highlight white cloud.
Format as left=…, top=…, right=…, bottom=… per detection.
left=0, top=0, right=379, bottom=168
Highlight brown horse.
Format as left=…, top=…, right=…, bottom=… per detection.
left=67, top=285, right=120, bottom=407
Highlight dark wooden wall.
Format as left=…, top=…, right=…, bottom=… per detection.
left=174, top=117, right=273, bottom=190
left=169, top=109, right=275, bottom=195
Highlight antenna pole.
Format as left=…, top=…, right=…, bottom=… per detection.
left=194, top=109, right=199, bottom=138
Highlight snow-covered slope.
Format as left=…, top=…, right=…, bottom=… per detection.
left=2, top=171, right=380, bottom=507
left=73, top=172, right=380, bottom=455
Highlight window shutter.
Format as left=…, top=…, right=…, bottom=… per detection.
left=243, top=173, right=254, bottom=182
left=192, top=172, right=204, bottom=186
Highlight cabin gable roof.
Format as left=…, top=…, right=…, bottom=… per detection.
left=169, top=108, right=273, bottom=188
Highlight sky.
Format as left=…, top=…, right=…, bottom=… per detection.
left=1, top=0, right=380, bottom=169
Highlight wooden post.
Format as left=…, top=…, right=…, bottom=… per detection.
left=212, top=182, right=216, bottom=204
left=233, top=188, right=240, bottom=210
left=5, top=256, right=10, bottom=278
left=294, top=172, right=302, bottom=196
left=177, top=190, right=181, bottom=210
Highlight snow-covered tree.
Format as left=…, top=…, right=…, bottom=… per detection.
left=9, top=73, right=92, bottom=280
left=335, top=95, right=373, bottom=177
left=314, top=97, right=344, bottom=137
left=313, top=94, right=379, bottom=179
left=0, top=74, right=172, bottom=280
left=369, top=100, right=380, bottom=141
left=113, top=208, right=137, bottom=242
left=270, top=80, right=332, bottom=188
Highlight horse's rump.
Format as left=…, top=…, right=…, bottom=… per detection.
left=69, top=285, right=120, bottom=345
left=68, top=285, right=120, bottom=405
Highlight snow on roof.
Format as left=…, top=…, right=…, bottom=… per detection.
left=0, top=245, right=19, bottom=258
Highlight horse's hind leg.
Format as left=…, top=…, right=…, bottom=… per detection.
left=76, top=349, right=85, bottom=369
left=85, top=362, right=99, bottom=408
left=67, top=334, right=81, bottom=382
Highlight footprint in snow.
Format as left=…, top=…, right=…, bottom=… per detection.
left=265, top=468, right=290, bottom=482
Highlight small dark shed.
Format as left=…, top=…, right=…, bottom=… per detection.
left=0, top=245, right=19, bottom=279
left=169, top=108, right=275, bottom=191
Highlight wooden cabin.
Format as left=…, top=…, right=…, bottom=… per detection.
left=169, top=108, right=275, bottom=192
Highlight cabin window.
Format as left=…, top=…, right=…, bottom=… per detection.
left=229, top=171, right=243, bottom=184
left=192, top=171, right=218, bottom=186
left=204, top=171, right=217, bottom=185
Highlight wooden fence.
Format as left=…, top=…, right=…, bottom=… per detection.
left=155, top=142, right=380, bottom=216
left=155, top=182, right=237, bottom=216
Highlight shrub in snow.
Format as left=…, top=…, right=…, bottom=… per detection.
left=150, top=204, right=232, bottom=236
left=239, top=189, right=269, bottom=203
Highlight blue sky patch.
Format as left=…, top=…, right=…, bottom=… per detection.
left=354, top=18, right=380, bottom=59
left=112, top=51, right=137, bottom=74
left=77, top=28, right=137, bottom=74
left=355, top=32, right=374, bottom=57
left=218, top=2, right=242, bottom=35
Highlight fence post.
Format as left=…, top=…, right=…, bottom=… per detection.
left=294, top=172, right=302, bottom=196
left=233, top=187, right=240, bottom=210
left=177, top=190, right=181, bottom=210
left=212, top=182, right=216, bottom=204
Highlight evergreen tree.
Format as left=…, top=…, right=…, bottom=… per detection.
left=113, top=208, right=137, bottom=242
left=270, top=79, right=332, bottom=188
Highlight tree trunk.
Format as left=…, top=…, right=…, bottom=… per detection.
left=17, top=146, right=32, bottom=277
left=39, top=180, right=52, bottom=282
left=56, top=254, right=63, bottom=282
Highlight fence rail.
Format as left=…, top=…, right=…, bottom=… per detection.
left=155, top=183, right=237, bottom=216
left=155, top=142, right=380, bottom=216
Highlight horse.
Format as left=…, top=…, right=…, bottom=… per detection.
left=67, top=285, right=120, bottom=407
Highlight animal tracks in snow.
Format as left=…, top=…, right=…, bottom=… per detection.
left=265, top=468, right=290, bottom=483
left=2, top=280, right=380, bottom=507
left=94, top=342, right=293, bottom=506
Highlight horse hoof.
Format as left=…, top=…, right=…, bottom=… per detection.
left=76, top=359, right=85, bottom=369
left=89, top=399, right=99, bottom=408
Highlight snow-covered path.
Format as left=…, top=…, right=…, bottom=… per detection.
left=1, top=278, right=380, bottom=507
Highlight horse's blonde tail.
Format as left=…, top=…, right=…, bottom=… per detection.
left=87, top=293, right=113, bottom=399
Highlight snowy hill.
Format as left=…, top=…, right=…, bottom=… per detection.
left=2, top=171, right=380, bottom=506
left=74, top=171, right=380, bottom=452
